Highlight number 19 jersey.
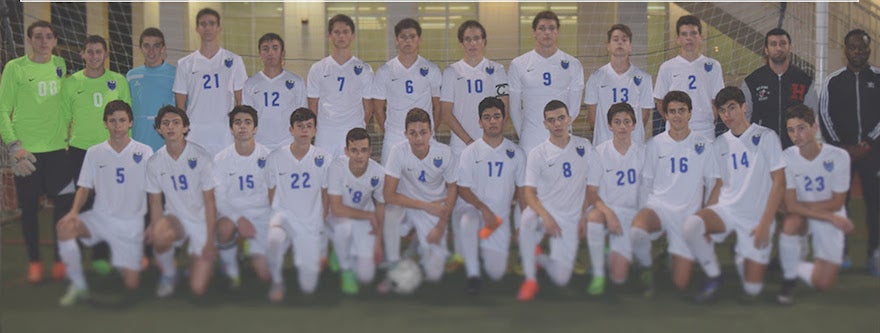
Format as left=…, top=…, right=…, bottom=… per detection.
left=146, top=143, right=217, bottom=223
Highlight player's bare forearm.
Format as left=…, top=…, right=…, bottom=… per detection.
left=641, top=108, right=651, bottom=130
left=383, top=175, right=425, bottom=210
left=441, top=101, right=473, bottom=144
left=584, top=104, right=597, bottom=130
left=515, top=187, right=526, bottom=211
left=308, top=98, right=319, bottom=115
left=438, top=182, right=458, bottom=227
left=203, top=189, right=218, bottom=244
left=654, top=98, right=664, bottom=116
left=234, top=90, right=242, bottom=106
left=524, top=186, right=552, bottom=221
left=374, top=203, right=386, bottom=240
left=705, top=178, right=722, bottom=206
left=758, top=169, right=786, bottom=227
left=68, top=187, right=92, bottom=215
left=148, top=193, right=164, bottom=225
left=373, top=99, right=387, bottom=132
left=175, top=93, right=187, bottom=111
left=459, top=186, right=489, bottom=213
left=362, top=98, right=372, bottom=125
left=784, top=189, right=846, bottom=222
left=329, top=195, right=374, bottom=220
left=267, top=187, right=275, bottom=205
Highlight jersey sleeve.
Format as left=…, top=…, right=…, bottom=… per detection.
left=456, top=147, right=474, bottom=188
left=830, top=149, right=851, bottom=193
left=232, top=55, right=248, bottom=91
left=638, top=73, right=655, bottom=109
left=583, top=70, right=600, bottom=105
left=709, top=61, right=725, bottom=98
left=384, top=146, right=402, bottom=179
left=702, top=143, right=721, bottom=183
left=586, top=147, right=602, bottom=187
left=514, top=146, right=526, bottom=187
left=266, top=153, right=279, bottom=190
left=494, top=64, right=509, bottom=97
left=77, top=147, right=97, bottom=189
left=306, top=62, right=321, bottom=99
left=295, top=75, right=308, bottom=109
left=370, top=65, right=389, bottom=100
left=439, top=66, right=456, bottom=103
left=241, top=77, right=257, bottom=108
left=199, top=156, right=217, bottom=191
left=642, top=140, right=657, bottom=182
left=327, top=159, right=345, bottom=196
left=524, top=149, right=541, bottom=188
left=507, top=61, right=523, bottom=136
left=783, top=151, right=797, bottom=190
left=429, top=63, right=442, bottom=98
left=652, top=64, right=669, bottom=100
left=118, top=74, right=132, bottom=104
left=372, top=164, right=386, bottom=204
left=762, top=131, right=786, bottom=171
left=146, top=157, right=162, bottom=194
left=567, top=59, right=585, bottom=120
left=443, top=151, right=458, bottom=184
left=0, top=63, right=19, bottom=143
left=172, top=58, right=189, bottom=95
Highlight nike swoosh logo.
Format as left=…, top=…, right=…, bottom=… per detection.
left=228, top=172, right=235, bottom=176
left=475, top=160, right=482, bottom=164
left=191, top=71, right=198, bottom=74
left=160, top=172, right=166, bottom=176
left=28, top=78, right=35, bottom=82
left=672, top=74, right=681, bottom=78
left=605, top=169, right=612, bottom=172
left=98, top=165, right=107, bottom=168
left=77, top=90, right=84, bottom=94
left=323, top=75, right=330, bottom=78
left=548, top=163, right=555, bottom=167
left=658, top=155, right=668, bottom=159
left=600, top=85, right=608, bottom=88
left=526, top=68, right=535, bottom=72
left=456, top=77, right=464, bottom=80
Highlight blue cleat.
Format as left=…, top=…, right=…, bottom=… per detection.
left=694, top=276, right=722, bottom=304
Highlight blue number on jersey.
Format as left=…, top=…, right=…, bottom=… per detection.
left=202, top=73, right=220, bottom=89
left=670, top=157, right=689, bottom=174
left=116, top=168, right=125, bottom=184
left=731, top=152, right=750, bottom=170
left=612, top=88, right=629, bottom=103
left=263, top=92, right=280, bottom=107
left=804, top=176, right=825, bottom=192
left=562, top=162, right=572, bottom=178
left=351, top=190, right=363, bottom=204
left=290, top=173, right=312, bottom=189
left=467, top=79, right=483, bottom=94
left=616, top=168, right=637, bottom=186
left=543, top=72, right=552, bottom=86
left=170, top=174, right=188, bottom=191
left=687, top=75, right=697, bottom=90
left=487, top=161, right=503, bottom=177
left=337, top=77, right=345, bottom=92
left=405, top=80, right=414, bottom=94
left=238, top=175, right=255, bottom=190
left=418, top=170, right=427, bottom=183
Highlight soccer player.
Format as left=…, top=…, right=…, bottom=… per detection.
left=457, top=97, right=524, bottom=294
left=653, top=15, right=724, bottom=140
left=382, top=108, right=457, bottom=284
left=307, top=14, right=374, bottom=157
left=777, top=105, right=853, bottom=304
left=173, top=7, right=248, bottom=155
left=584, top=24, right=653, bottom=145
left=371, top=18, right=442, bottom=164
left=127, top=27, right=176, bottom=152
left=516, top=100, right=592, bottom=301
left=212, top=105, right=273, bottom=287
left=56, top=100, right=153, bottom=306
left=508, top=10, right=584, bottom=153
left=630, top=91, right=720, bottom=297
left=584, top=102, right=646, bottom=296
left=265, top=108, right=330, bottom=302
left=327, top=128, right=385, bottom=295
left=0, top=20, right=73, bottom=283
left=681, top=86, right=785, bottom=303
left=146, top=106, right=218, bottom=298
left=242, top=33, right=306, bottom=151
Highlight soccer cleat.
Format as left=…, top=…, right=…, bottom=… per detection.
left=341, top=270, right=359, bottom=295
left=141, top=257, right=150, bottom=270
left=465, top=276, right=481, bottom=295
left=91, top=259, right=112, bottom=276
left=445, top=253, right=465, bottom=273
left=516, top=279, right=539, bottom=301
left=328, top=250, right=341, bottom=273
left=59, top=285, right=89, bottom=307
left=639, top=269, right=654, bottom=298
left=228, top=276, right=241, bottom=290
left=268, top=282, right=286, bottom=302
left=868, top=250, right=880, bottom=277
left=587, top=276, right=606, bottom=296
left=573, top=260, right=588, bottom=275
left=52, top=262, right=66, bottom=281
left=27, top=262, right=43, bottom=284
left=156, top=275, right=176, bottom=298
left=376, top=278, right=393, bottom=295
left=776, top=279, right=797, bottom=305
left=693, top=276, right=723, bottom=304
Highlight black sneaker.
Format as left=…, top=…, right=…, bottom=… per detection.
left=777, top=279, right=797, bottom=305
left=465, top=277, right=482, bottom=295
left=693, top=276, right=722, bottom=304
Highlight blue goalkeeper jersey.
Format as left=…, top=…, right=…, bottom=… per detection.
left=127, top=61, right=175, bottom=151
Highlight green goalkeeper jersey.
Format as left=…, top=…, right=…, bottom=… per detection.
left=62, top=69, right=131, bottom=150
left=0, top=55, right=68, bottom=153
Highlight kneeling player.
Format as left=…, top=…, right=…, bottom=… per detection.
left=57, top=100, right=153, bottom=306
left=517, top=100, right=592, bottom=301
left=584, top=103, right=645, bottom=295
left=777, top=105, right=853, bottom=304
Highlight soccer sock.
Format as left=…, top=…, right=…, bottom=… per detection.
left=743, top=281, right=763, bottom=296
left=331, top=222, right=353, bottom=271
left=518, top=216, right=541, bottom=281
left=58, top=239, right=86, bottom=289
left=735, top=255, right=745, bottom=283
left=422, top=249, right=446, bottom=282
left=154, top=249, right=176, bottom=279
left=797, top=262, right=815, bottom=288
left=383, top=205, right=403, bottom=263
left=460, top=211, right=481, bottom=278
left=266, top=227, right=289, bottom=284
left=683, top=215, right=721, bottom=278
left=219, top=247, right=239, bottom=279
left=298, top=268, right=320, bottom=294
left=779, top=234, right=803, bottom=280
left=586, top=222, right=606, bottom=278
left=355, top=257, right=375, bottom=284
left=451, top=206, right=465, bottom=258
left=482, top=248, right=507, bottom=281
left=630, top=228, right=652, bottom=268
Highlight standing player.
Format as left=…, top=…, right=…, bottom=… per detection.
left=382, top=108, right=457, bottom=284
left=371, top=18, right=442, bottom=164
left=307, top=14, right=374, bottom=157
left=508, top=10, right=584, bottom=153
left=584, top=103, right=646, bottom=296
left=584, top=24, right=654, bottom=144
left=0, top=21, right=72, bottom=283
left=327, top=128, right=385, bottom=295
left=127, top=27, right=176, bottom=152
left=212, top=105, right=273, bottom=287
left=146, top=106, right=218, bottom=298
left=173, top=8, right=248, bottom=155
left=516, top=100, right=592, bottom=301
left=629, top=91, right=720, bottom=296
left=56, top=100, right=153, bottom=306
left=265, top=108, right=330, bottom=302
left=457, top=97, right=524, bottom=294
left=681, top=87, right=786, bottom=303
left=243, top=33, right=306, bottom=151
left=653, top=15, right=724, bottom=140
left=777, top=105, right=853, bottom=304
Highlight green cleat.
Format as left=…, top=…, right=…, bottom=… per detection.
left=445, top=253, right=465, bottom=273
left=59, top=285, right=89, bottom=307
left=328, top=250, right=341, bottom=273
left=341, top=270, right=359, bottom=295
left=92, top=259, right=112, bottom=276
left=587, top=276, right=606, bottom=296
left=640, top=269, right=654, bottom=298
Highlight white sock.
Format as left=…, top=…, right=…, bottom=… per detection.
left=58, top=239, right=86, bottom=289
left=630, top=227, right=652, bottom=268
left=383, top=205, right=404, bottom=263
left=154, top=249, right=176, bottom=279
left=481, top=248, right=507, bottom=281
left=422, top=248, right=446, bottom=282
left=797, top=262, right=815, bottom=287
left=460, top=210, right=481, bottom=278
left=355, top=257, right=375, bottom=284
left=743, top=281, right=763, bottom=296
left=779, top=234, right=803, bottom=280
left=219, top=247, right=239, bottom=279
left=735, top=255, right=745, bottom=283
left=266, top=227, right=289, bottom=284
left=586, top=222, right=606, bottom=278
left=298, top=269, right=319, bottom=294
left=518, top=213, right=542, bottom=281
left=683, top=215, right=721, bottom=278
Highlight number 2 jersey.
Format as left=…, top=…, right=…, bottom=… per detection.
left=146, top=142, right=217, bottom=223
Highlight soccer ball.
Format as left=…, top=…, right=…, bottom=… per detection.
left=387, top=259, right=423, bottom=294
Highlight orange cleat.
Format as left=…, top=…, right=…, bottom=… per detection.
left=516, top=279, right=539, bottom=301
left=27, top=262, right=43, bottom=284
left=52, top=261, right=66, bottom=281
left=141, top=257, right=150, bottom=271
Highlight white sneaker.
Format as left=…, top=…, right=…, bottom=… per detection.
left=59, top=285, right=89, bottom=307
left=156, top=275, right=176, bottom=298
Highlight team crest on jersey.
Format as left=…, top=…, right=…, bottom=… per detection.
left=224, top=58, right=233, bottom=68
left=285, top=80, right=295, bottom=90
left=695, top=143, right=705, bottom=155
left=420, top=67, right=429, bottom=77
left=132, top=152, right=143, bottom=164
left=756, top=85, right=770, bottom=102
left=704, top=62, right=713, bottom=72
left=561, top=60, right=570, bottom=70
left=576, top=145, right=585, bottom=157
left=188, top=157, right=198, bottom=169
left=354, top=65, right=363, bottom=75
left=486, top=66, right=495, bottom=75
left=433, top=156, right=443, bottom=168
left=56, top=67, right=63, bottom=78
left=633, top=76, right=643, bottom=86
left=752, top=134, right=761, bottom=146
left=257, top=157, right=267, bottom=169
left=107, top=80, right=117, bottom=90
left=371, top=176, right=380, bottom=187
left=506, top=149, right=515, bottom=159
left=824, top=160, right=834, bottom=172
left=315, top=155, right=325, bottom=167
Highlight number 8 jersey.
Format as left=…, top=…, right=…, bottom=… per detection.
left=525, top=136, right=592, bottom=221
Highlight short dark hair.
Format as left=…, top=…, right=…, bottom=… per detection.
left=714, top=86, right=746, bottom=109
left=543, top=100, right=568, bottom=117
left=607, top=24, right=632, bottom=43
left=228, top=105, right=258, bottom=128
left=139, top=27, right=165, bottom=46
left=258, top=32, right=285, bottom=52
left=457, top=20, right=486, bottom=43
left=83, top=35, right=107, bottom=51
left=196, top=8, right=221, bottom=25
left=289, top=107, right=316, bottom=126
left=328, top=14, right=356, bottom=34
left=662, top=91, right=692, bottom=115
left=676, top=15, right=702, bottom=35
left=405, top=108, right=431, bottom=129
left=155, top=105, right=190, bottom=133
left=478, top=96, right=506, bottom=118
left=103, top=100, right=133, bottom=122
left=346, top=127, right=371, bottom=147
left=785, top=104, right=816, bottom=126
left=394, top=18, right=422, bottom=37
left=844, top=29, right=871, bottom=46
left=27, top=20, right=55, bottom=39
left=532, top=11, right=560, bottom=31
left=764, top=28, right=791, bottom=48
left=607, top=102, right=636, bottom=125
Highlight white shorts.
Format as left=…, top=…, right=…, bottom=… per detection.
left=605, top=205, right=637, bottom=261
left=269, top=209, right=322, bottom=271
left=330, top=215, right=377, bottom=262
left=708, top=204, right=770, bottom=264
left=402, top=207, right=449, bottom=260
left=521, top=208, right=580, bottom=267
left=226, top=209, right=271, bottom=256
left=459, top=204, right=512, bottom=254
left=809, top=218, right=844, bottom=265
left=645, top=202, right=693, bottom=260
left=79, top=211, right=144, bottom=271
left=163, top=212, right=209, bottom=257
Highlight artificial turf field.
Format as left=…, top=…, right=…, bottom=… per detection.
left=1, top=201, right=878, bottom=333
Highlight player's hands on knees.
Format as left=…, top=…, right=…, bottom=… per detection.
left=424, top=200, right=446, bottom=218
left=373, top=242, right=384, bottom=265
left=201, top=242, right=217, bottom=262
left=542, top=216, right=562, bottom=238
left=606, top=213, right=623, bottom=235
left=59, top=211, right=81, bottom=227
left=577, top=220, right=587, bottom=239
left=751, top=224, right=771, bottom=249
left=237, top=217, right=256, bottom=238
left=369, top=215, right=382, bottom=235
left=831, top=215, right=855, bottom=234
left=427, top=224, right=445, bottom=244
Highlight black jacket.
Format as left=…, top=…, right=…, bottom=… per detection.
left=819, top=66, right=880, bottom=148
left=742, top=64, right=814, bottom=148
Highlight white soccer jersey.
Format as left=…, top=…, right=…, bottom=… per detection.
left=524, top=136, right=592, bottom=221
left=508, top=49, right=585, bottom=152
left=307, top=56, right=373, bottom=130
left=457, top=138, right=525, bottom=217
left=212, top=143, right=272, bottom=220
left=714, top=124, right=786, bottom=217
left=385, top=141, right=457, bottom=203
left=146, top=143, right=217, bottom=223
left=653, top=55, right=724, bottom=134
left=440, top=58, right=509, bottom=154
left=784, top=144, right=850, bottom=206
left=242, top=70, right=307, bottom=151
left=586, top=140, right=646, bottom=211
left=327, top=156, right=385, bottom=213
left=173, top=48, right=248, bottom=154
left=371, top=56, right=442, bottom=142
left=644, top=131, right=719, bottom=214
left=78, top=140, right=153, bottom=219
left=267, top=145, right=330, bottom=226
left=584, top=63, right=654, bottom=144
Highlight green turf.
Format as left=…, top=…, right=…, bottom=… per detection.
left=1, top=201, right=878, bottom=333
